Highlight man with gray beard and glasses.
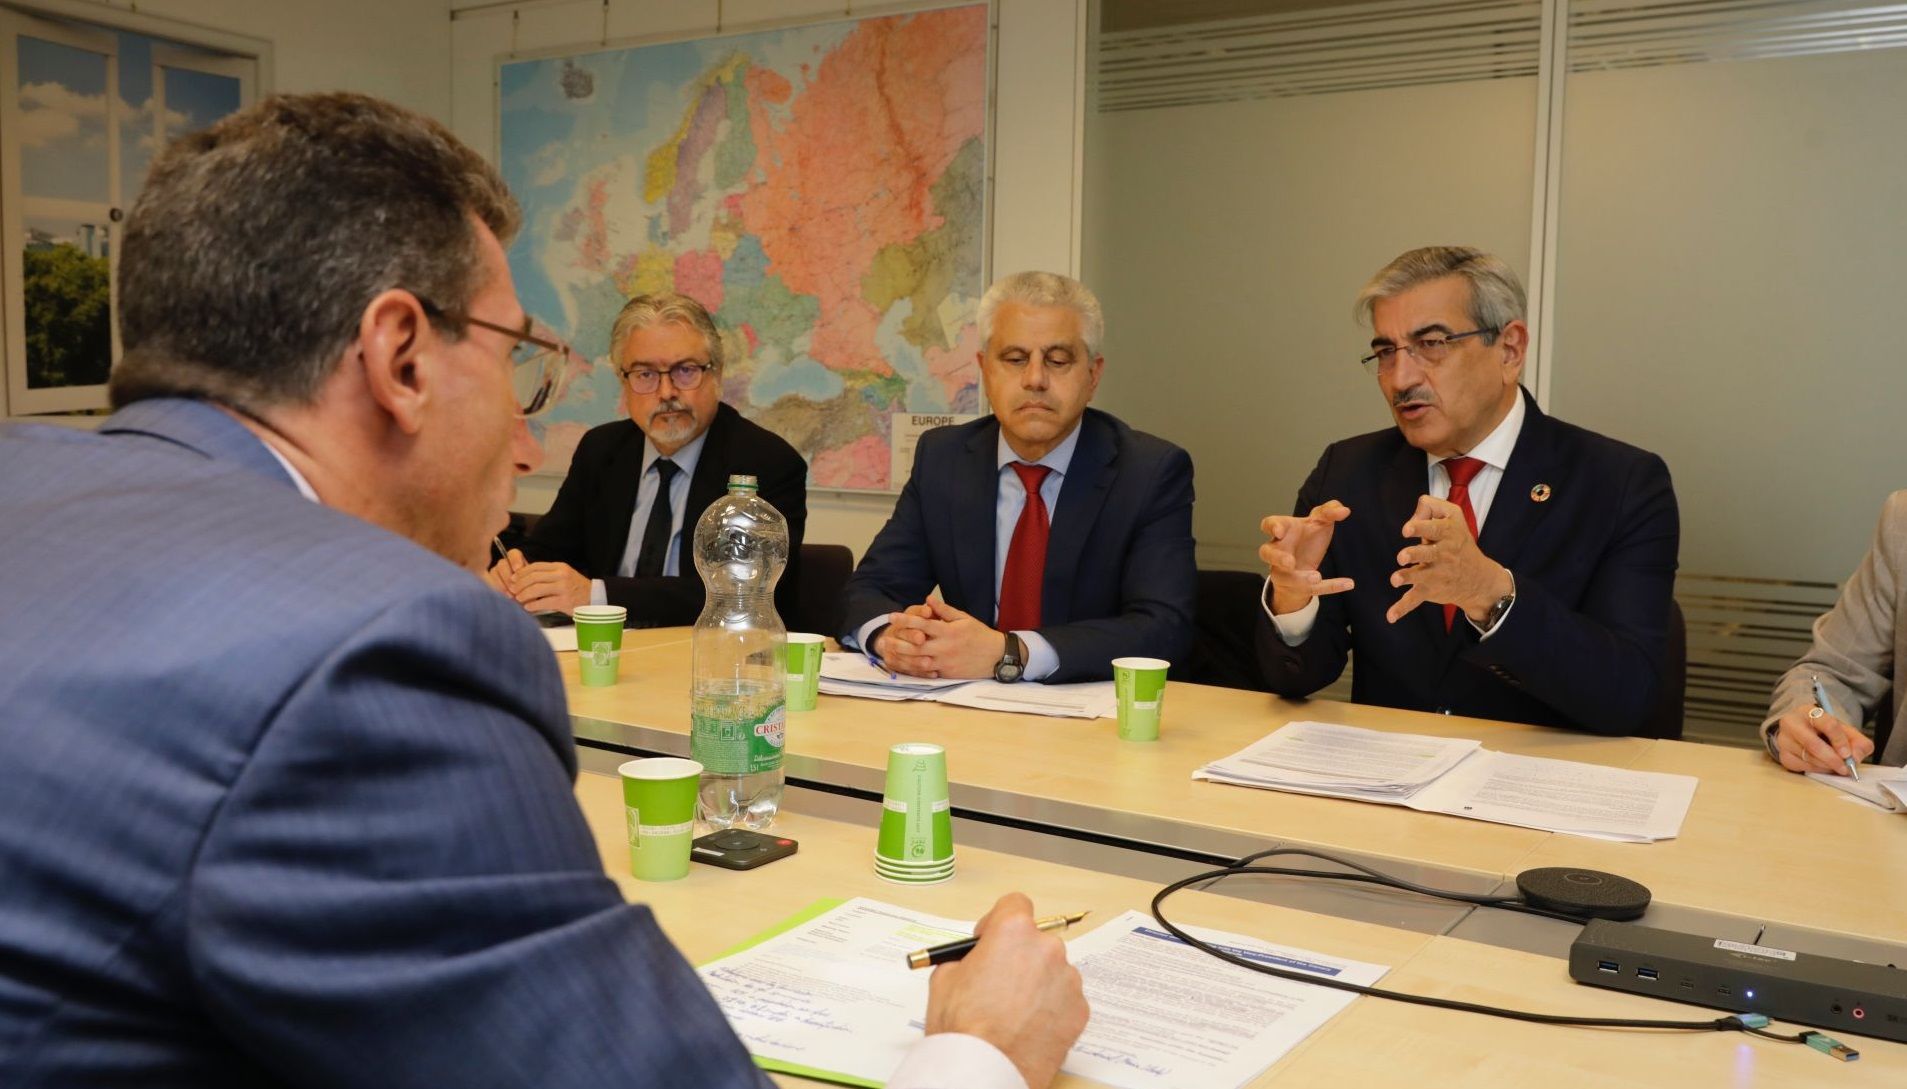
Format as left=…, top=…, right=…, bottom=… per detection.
left=488, top=292, right=807, bottom=624
left=1253, top=246, right=1680, bottom=737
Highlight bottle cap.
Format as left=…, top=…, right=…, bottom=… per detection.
left=728, top=474, right=759, bottom=491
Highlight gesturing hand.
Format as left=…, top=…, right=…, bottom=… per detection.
left=1259, top=500, right=1355, bottom=615
left=1386, top=495, right=1511, bottom=625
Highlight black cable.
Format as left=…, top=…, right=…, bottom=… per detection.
left=1146, top=847, right=1823, bottom=1048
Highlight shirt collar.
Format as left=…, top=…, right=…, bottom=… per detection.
left=1438, top=389, right=1525, bottom=474
left=996, top=419, right=1083, bottom=477
left=260, top=440, right=321, bottom=502
left=642, top=425, right=710, bottom=481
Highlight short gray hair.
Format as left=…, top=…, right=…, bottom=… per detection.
left=1354, top=246, right=1525, bottom=338
left=609, top=292, right=723, bottom=370
left=111, top=92, right=519, bottom=412
left=978, top=271, right=1105, bottom=358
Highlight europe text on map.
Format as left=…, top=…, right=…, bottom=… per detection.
left=499, top=5, right=988, bottom=490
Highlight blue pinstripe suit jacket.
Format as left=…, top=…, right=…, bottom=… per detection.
left=0, top=399, right=770, bottom=1087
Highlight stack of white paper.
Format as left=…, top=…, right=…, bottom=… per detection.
left=1196, top=721, right=1699, bottom=842
left=816, top=652, right=971, bottom=701
left=816, top=652, right=1116, bottom=719
left=1195, top=721, right=1482, bottom=802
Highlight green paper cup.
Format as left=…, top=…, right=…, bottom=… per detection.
left=573, top=604, right=627, bottom=686
left=619, top=757, right=702, bottom=881
left=783, top=633, right=825, bottom=712
left=1113, top=657, right=1170, bottom=742
left=876, top=743, right=952, bottom=871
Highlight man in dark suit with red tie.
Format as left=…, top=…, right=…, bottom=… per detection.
left=840, top=272, right=1196, bottom=685
left=488, top=293, right=807, bottom=625
left=1255, top=247, right=1680, bottom=736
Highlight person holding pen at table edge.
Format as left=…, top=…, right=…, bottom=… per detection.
left=1762, top=490, right=1907, bottom=773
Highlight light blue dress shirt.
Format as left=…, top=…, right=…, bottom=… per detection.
left=853, top=423, right=1080, bottom=681
left=587, top=428, right=708, bottom=606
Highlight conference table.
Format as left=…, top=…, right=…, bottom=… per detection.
left=560, top=627, right=1907, bottom=1085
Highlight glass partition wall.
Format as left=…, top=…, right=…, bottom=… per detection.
left=1084, top=0, right=1907, bottom=742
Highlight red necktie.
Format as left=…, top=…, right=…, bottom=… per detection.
left=1440, top=456, right=1484, bottom=632
left=996, top=462, right=1052, bottom=633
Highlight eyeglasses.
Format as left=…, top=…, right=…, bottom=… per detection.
left=415, top=295, right=573, bottom=418
left=1359, top=327, right=1498, bottom=377
left=619, top=360, right=717, bottom=395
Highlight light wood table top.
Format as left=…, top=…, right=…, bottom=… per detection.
left=573, top=771, right=1907, bottom=1087
left=559, top=630, right=1905, bottom=946
left=562, top=634, right=1647, bottom=878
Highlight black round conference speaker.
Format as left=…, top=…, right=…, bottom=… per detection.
left=1515, top=867, right=1652, bottom=921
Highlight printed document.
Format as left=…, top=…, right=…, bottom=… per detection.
left=819, top=652, right=1116, bottom=718
left=1196, top=721, right=1697, bottom=841
left=700, top=898, right=1388, bottom=1089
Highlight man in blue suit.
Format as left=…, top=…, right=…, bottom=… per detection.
left=1255, top=247, right=1679, bottom=736
left=841, top=272, right=1196, bottom=684
left=0, top=93, right=1085, bottom=1089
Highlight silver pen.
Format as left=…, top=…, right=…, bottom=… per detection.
left=1809, top=673, right=1861, bottom=781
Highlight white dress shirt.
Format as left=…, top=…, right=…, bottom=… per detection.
left=587, top=428, right=709, bottom=606
left=1269, top=392, right=1526, bottom=644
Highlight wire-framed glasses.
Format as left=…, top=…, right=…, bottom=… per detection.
left=1359, top=327, right=1498, bottom=378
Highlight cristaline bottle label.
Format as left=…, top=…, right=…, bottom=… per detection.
left=690, top=695, right=786, bottom=776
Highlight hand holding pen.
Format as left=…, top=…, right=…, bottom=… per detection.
left=1808, top=675, right=1862, bottom=781
left=917, top=895, right=1089, bottom=1089
left=1770, top=673, right=1874, bottom=776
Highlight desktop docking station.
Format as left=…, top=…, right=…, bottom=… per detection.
left=1570, top=919, right=1907, bottom=1043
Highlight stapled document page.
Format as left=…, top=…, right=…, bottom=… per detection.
left=1196, top=722, right=1697, bottom=841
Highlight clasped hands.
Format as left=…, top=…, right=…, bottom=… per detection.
left=873, top=599, right=1007, bottom=679
left=1259, top=496, right=1512, bottom=625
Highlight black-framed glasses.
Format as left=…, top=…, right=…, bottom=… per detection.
left=1359, top=327, right=1498, bottom=377
left=619, top=360, right=717, bottom=395
left=416, top=295, right=573, bottom=417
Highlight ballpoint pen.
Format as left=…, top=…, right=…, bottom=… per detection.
left=905, top=910, right=1090, bottom=969
left=492, top=536, right=510, bottom=562
left=1809, top=673, right=1862, bottom=781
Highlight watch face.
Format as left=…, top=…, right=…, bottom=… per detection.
left=994, top=661, right=1023, bottom=683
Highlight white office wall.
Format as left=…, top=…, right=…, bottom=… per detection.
left=447, top=0, right=1088, bottom=560
left=1550, top=48, right=1907, bottom=582
left=1085, top=78, right=1537, bottom=569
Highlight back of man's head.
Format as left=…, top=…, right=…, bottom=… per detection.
left=111, top=92, right=520, bottom=414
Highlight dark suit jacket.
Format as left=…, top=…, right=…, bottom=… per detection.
left=524, top=402, right=807, bottom=626
left=0, top=399, right=771, bottom=1088
left=842, top=408, right=1196, bottom=683
left=1256, top=390, right=1680, bottom=735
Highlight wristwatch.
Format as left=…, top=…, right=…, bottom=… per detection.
left=1478, top=571, right=1517, bottom=632
left=993, top=632, right=1025, bottom=683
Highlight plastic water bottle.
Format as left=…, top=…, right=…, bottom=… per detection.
left=690, top=474, right=789, bottom=829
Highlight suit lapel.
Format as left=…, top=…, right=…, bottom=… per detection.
left=1475, top=390, right=1554, bottom=574
left=953, top=421, right=1001, bottom=620
left=681, top=405, right=734, bottom=546
left=1043, top=413, right=1115, bottom=626
left=594, top=422, right=651, bottom=574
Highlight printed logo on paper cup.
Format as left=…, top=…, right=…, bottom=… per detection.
left=625, top=806, right=641, bottom=848
left=588, top=642, right=619, bottom=669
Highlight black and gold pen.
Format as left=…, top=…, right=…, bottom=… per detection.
left=905, top=911, right=1090, bottom=970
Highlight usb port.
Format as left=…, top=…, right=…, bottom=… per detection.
left=1637, top=967, right=1659, bottom=981
left=1597, top=960, right=1619, bottom=974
